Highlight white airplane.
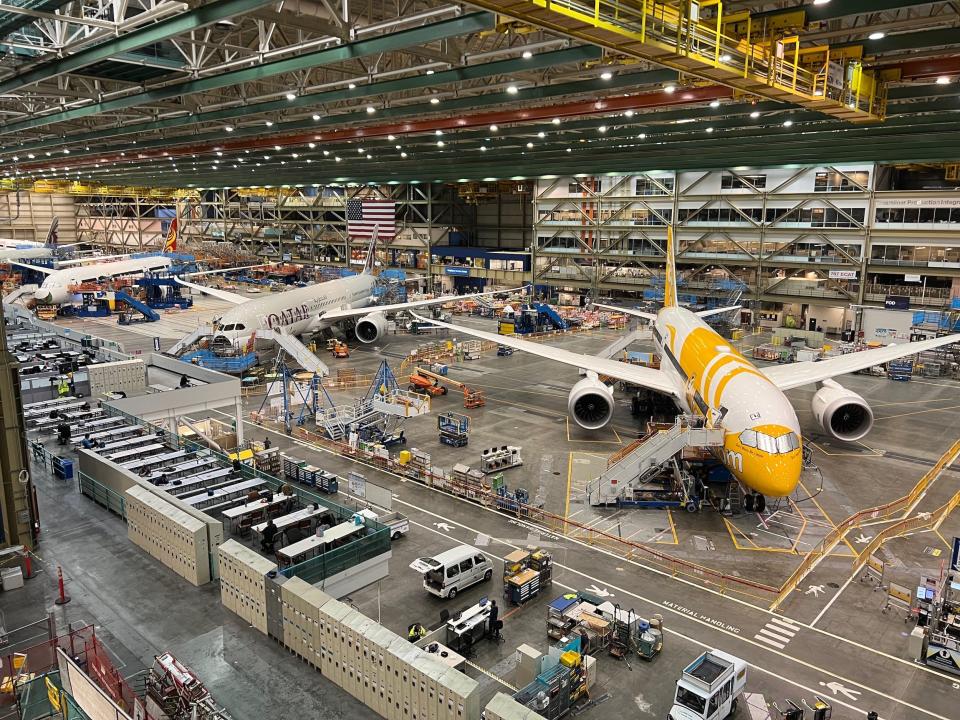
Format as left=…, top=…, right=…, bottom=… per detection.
left=13, top=254, right=175, bottom=304
left=414, top=227, right=960, bottom=509
left=174, top=232, right=523, bottom=352
left=0, top=219, right=72, bottom=260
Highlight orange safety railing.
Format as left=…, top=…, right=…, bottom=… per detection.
left=770, top=437, right=960, bottom=609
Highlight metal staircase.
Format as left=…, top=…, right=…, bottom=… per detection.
left=316, top=399, right=380, bottom=441
left=166, top=324, right=213, bottom=355
left=257, top=328, right=329, bottom=376
left=588, top=417, right=724, bottom=506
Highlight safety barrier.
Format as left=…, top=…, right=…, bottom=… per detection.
left=78, top=472, right=127, bottom=518
left=852, top=490, right=960, bottom=575
left=770, top=437, right=960, bottom=610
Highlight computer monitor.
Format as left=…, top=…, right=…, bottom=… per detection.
left=479, top=596, right=488, bottom=607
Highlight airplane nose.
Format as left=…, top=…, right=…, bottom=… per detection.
left=748, top=450, right=803, bottom=498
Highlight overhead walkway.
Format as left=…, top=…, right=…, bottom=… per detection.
left=257, top=328, right=329, bottom=377
left=465, top=0, right=884, bottom=122
left=587, top=417, right=723, bottom=506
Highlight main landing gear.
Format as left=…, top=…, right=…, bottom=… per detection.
left=743, top=492, right=766, bottom=513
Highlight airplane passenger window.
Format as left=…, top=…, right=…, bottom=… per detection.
left=739, top=429, right=757, bottom=448
left=756, top=433, right=778, bottom=454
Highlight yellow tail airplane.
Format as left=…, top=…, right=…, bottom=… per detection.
left=415, top=228, right=960, bottom=509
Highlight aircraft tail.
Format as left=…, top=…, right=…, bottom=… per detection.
left=663, top=224, right=677, bottom=308
left=163, top=217, right=178, bottom=253
left=44, top=218, right=59, bottom=248
left=361, top=225, right=379, bottom=275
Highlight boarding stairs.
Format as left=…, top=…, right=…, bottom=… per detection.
left=166, top=324, right=213, bottom=356
left=533, top=302, right=568, bottom=330
left=115, top=290, right=160, bottom=321
left=3, top=284, right=37, bottom=305
left=316, top=399, right=381, bottom=441
left=587, top=417, right=724, bottom=506
left=257, top=328, right=330, bottom=377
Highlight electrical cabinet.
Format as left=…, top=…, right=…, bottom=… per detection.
left=125, top=485, right=210, bottom=585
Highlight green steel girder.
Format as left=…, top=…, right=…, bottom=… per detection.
left=89, top=130, right=960, bottom=187
left=852, top=27, right=960, bottom=55
left=0, top=0, right=281, bottom=96
left=5, top=67, right=675, bottom=159
left=4, top=44, right=601, bottom=154
left=0, top=11, right=496, bottom=135
left=0, top=0, right=71, bottom=40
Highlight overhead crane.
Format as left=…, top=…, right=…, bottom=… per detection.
left=464, top=0, right=886, bottom=123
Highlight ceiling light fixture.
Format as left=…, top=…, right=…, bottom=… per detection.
left=401, top=152, right=408, bottom=158
left=598, top=125, right=607, bottom=133
left=709, top=100, right=720, bottom=108
left=507, top=85, right=519, bottom=94
left=286, top=93, right=296, bottom=101
left=265, top=120, right=273, bottom=126
left=490, top=124, right=498, bottom=132
left=600, top=71, right=613, bottom=80
left=936, top=76, right=951, bottom=85
left=537, top=131, right=545, bottom=138
left=426, top=69, right=435, bottom=75
left=750, top=111, right=760, bottom=118
left=430, top=97, right=440, bottom=104
left=387, top=134, right=396, bottom=141
left=225, top=125, right=234, bottom=132
left=366, top=106, right=376, bottom=114
left=868, top=31, right=885, bottom=40
left=526, top=142, right=534, bottom=148
left=783, top=119, right=794, bottom=127
left=552, top=118, right=561, bottom=125
left=308, top=142, right=316, bottom=148
left=522, top=50, right=533, bottom=59
left=312, top=114, right=320, bottom=121
left=719, top=54, right=732, bottom=63
left=348, top=83, right=356, bottom=89
left=437, top=141, right=445, bottom=147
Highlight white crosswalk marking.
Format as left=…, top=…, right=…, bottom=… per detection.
left=754, top=617, right=799, bottom=649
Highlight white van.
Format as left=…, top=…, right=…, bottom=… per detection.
left=409, top=545, right=493, bottom=599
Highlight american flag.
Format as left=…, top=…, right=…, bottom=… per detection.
left=347, top=198, right=396, bottom=239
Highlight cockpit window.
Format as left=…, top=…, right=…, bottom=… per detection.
left=220, top=324, right=234, bottom=331
left=741, top=429, right=800, bottom=454
left=234, top=323, right=245, bottom=331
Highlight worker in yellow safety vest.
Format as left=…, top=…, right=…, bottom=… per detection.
left=57, top=377, right=70, bottom=397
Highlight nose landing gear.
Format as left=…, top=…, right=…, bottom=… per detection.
left=743, top=492, right=766, bottom=513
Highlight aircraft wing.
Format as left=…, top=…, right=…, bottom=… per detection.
left=697, top=305, right=742, bottom=318
left=9, top=261, right=55, bottom=275
left=593, top=303, right=658, bottom=322
left=174, top=277, right=248, bottom=305
left=761, top=334, right=960, bottom=390
left=320, top=286, right=528, bottom=321
left=409, top=312, right=682, bottom=399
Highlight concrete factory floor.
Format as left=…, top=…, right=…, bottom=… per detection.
left=15, top=304, right=960, bottom=720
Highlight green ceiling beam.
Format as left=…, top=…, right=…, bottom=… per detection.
left=5, top=67, right=673, bottom=159
left=0, top=0, right=281, bottom=96
left=4, top=44, right=601, bottom=154
left=0, top=11, right=495, bottom=135
left=857, top=27, right=960, bottom=54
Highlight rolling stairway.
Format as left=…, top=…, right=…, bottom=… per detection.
left=316, top=399, right=380, bottom=441
left=534, top=302, right=568, bottom=330
left=166, top=324, right=213, bottom=355
left=257, top=328, right=330, bottom=376
left=588, top=417, right=724, bottom=506
left=115, top=291, right=160, bottom=322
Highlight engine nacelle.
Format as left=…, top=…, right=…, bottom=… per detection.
left=567, top=374, right=615, bottom=430
left=355, top=311, right=388, bottom=344
left=811, top=379, right=874, bottom=442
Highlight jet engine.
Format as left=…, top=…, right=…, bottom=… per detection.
left=811, top=379, right=874, bottom=442
left=567, top=374, right=615, bottom=430
left=355, top=311, right=388, bottom=344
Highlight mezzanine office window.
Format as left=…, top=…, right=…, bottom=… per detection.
left=634, top=177, right=675, bottom=195
left=813, top=171, right=869, bottom=192
left=875, top=207, right=960, bottom=224
left=720, top=173, right=767, bottom=190
left=567, top=179, right=601, bottom=193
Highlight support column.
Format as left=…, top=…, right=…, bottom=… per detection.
left=235, top=398, right=245, bottom=445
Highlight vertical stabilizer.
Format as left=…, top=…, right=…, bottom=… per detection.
left=163, top=217, right=178, bottom=253
left=44, top=218, right=59, bottom=248
left=361, top=225, right=379, bottom=275
left=663, top=225, right=677, bottom=308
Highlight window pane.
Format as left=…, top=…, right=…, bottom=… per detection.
left=777, top=435, right=793, bottom=454
left=740, top=429, right=757, bottom=448
left=757, top=433, right=778, bottom=453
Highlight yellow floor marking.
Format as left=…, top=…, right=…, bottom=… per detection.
left=934, top=529, right=953, bottom=550
left=807, top=439, right=883, bottom=458
left=661, top=508, right=679, bottom=545
left=800, top=480, right=859, bottom=557
left=875, top=403, right=960, bottom=421
left=564, top=417, right=623, bottom=444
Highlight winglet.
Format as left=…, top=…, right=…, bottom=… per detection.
left=362, top=225, right=379, bottom=275
left=663, top=224, right=677, bottom=308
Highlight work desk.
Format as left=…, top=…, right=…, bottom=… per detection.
left=252, top=505, right=331, bottom=536
left=221, top=493, right=292, bottom=523
left=445, top=601, right=491, bottom=653
left=159, top=465, right=231, bottom=494
left=105, top=442, right=166, bottom=463
left=180, top=479, right=264, bottom=509
left=277, top=519, right=364, bottom=564
left=122, top=449, right=190, bottom=472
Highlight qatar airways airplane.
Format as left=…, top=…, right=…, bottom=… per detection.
left=174, top=231, right=522, bottom=352
left=415, top=227, right=960, bottom=509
